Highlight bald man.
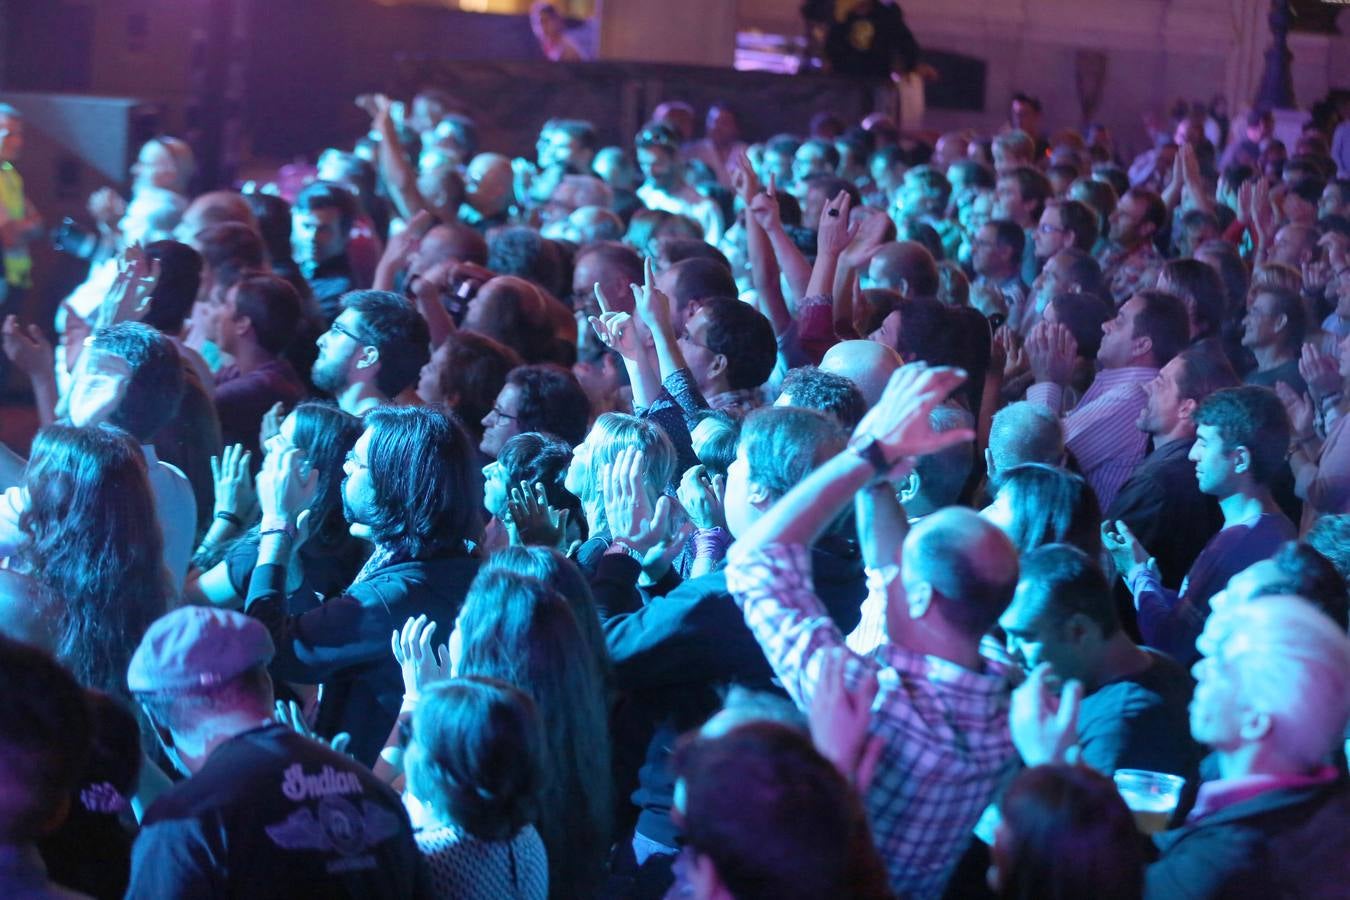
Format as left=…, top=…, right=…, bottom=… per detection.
left=865, top=240, right=940, bottom=298
left=819, top=339, right=903, bottom=407
left=727, top=365, right=1020, bottom=898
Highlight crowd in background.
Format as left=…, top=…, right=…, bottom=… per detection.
left=1, top=68, right=1350, bottom=900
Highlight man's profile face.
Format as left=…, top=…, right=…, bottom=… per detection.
left=1187, top=641, right=1246, bottom=751
left=993, top=177, right=1027, bottom=225
left=292, top=206, right=347, bottom=268
left=1108, top=195, right=1148, bottom=246
left=970, top=224, right=1004, bottom=277
left=1137, top=355, right=1186, bottom=437
left=999, top=586, right=1079, bottom=679
left=1240, top=291, right=1283, bottom=351
left=312, top=308, right=367, bottom=395
left=480, top=382, right=523, bottom=459
left=1034, top=207, right=1069, bottom=260
left=341, top=427, right=378, bottom=531
left=1029, top=252, right=1071, bottom=312
left=1188, top=423, right=1237, bottom=496
left=722, top=444, right=756, bottom=539
left=1097, top=295, right=1142, bottom=368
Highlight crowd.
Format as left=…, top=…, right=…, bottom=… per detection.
left=1, top=72, right=1349, bottom=900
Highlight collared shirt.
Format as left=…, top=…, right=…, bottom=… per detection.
left=726, top=543, right=1018, bottom=899
left=1188, top=766, right=1340, bottom=823
left=1099, top=241, right=1164, bottom=306
left=1027, top=366, right=1158, bottom=511
left=705, top=387, right=763, bottom=416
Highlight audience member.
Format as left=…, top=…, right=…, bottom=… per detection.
left=1105, top=386, right=1296, bottom=663
left=125, top=607, right=426, bottom=896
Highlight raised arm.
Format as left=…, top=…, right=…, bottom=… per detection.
left=736, top=364, right=975, bottom=553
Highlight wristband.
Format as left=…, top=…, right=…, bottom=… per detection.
left=259, top=519, right=297, bottom=540
left=693, top=527, right=731, bottom=559
left=215, top=510, right=243, bottom=528
left=605, top=538, right=645, bottom=562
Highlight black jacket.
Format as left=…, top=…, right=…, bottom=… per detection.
left=1147, top=778, right=1350, bottom=899
left=125, top=724, right=429, bottom=899
left=597, top=538, right=865, bottom=847
left=244, top=554, right=479, bottom=765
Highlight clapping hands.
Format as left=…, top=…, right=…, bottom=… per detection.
left=1025, top=321, right=1078, bottom=387
left=391, top=614, right=452, bottom=705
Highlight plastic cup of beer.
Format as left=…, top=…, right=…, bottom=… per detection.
left=1113, top=769, right=1184, bottom=834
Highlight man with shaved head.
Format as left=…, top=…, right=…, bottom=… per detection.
left=728, top=366, right=1021, bottom=898
left=818, top=339, right=902, bottom=407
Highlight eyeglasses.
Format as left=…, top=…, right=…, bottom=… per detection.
left=344, top=451, right=368, bottom=472
left=328, top=321, right=366, bottom=343
left=1037, top=223, right=1068, bottom=235
left=489, top=406, right=518, bottom=422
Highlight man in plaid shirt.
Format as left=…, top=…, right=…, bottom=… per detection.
left=726, top=365, right=1021, bottom=898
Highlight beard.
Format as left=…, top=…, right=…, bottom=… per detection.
left=311, top=355, right=347, bottom=395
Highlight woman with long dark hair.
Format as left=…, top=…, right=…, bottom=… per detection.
left=13, top=424, right=169, bottom=698
left=186, top=401, right=366, bottom=607
left=454, top=570, right=613, bottom=899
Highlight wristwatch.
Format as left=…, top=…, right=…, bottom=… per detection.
left=605, top=538, right=645, bottom=563
left=849, top=434, right=894, bottom=475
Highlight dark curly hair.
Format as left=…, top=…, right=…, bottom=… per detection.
left=341, top=290, right=431, bottom=398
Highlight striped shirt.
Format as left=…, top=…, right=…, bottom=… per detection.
left=1027, top=366, right=1157, bottom=511
left=727, top=543, right=1018, bottom=899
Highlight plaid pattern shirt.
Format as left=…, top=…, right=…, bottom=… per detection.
left=726, top=543, right=1019, bottom=899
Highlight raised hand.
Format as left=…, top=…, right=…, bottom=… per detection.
left=603, top=445, right=673, bottom=555
left=630, top=255, right=674, bottom=335
left=840, top=208, right=891, bottom=271
left=1025, top=321, right=1078, bottom=386
left=95, top=244, right=161, bottom=330
left=588, top=310, right=647, bottom=362
left=747, top=173, right=783, bottom=233
left=1009, top=662, right=1083, bottom=766
left=1299, top=341, right=1342, bottom=403
left=809, top=648, right=883, bottom=791
left=505, top=480, right=570, bottom=548
left=210, top=443, right=257, bottom=523
left=256, top=446, right=318, bottom=527
left=259, top=401, right=286, bottom=450
left=274, top=699, right=351, bottom=755
left=677, top=464, right=727, bottom=531
left=1302, top=260, right=1332, bottom=299
left=815, top=190, right=859, bottom=259
left=851, top=364, right=974, bottom=460
left=1275, top=380, right=1314, bottom=442
left=1, top=315, right=54, bottom=378
left=729, top=147, right=762, bottom=203
left=1101, top=518, right=1151, bottom=577
left=390, top=614, right=452, bottom=703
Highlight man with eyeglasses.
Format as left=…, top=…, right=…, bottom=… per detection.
left=311, top=290, right=430, bottom=417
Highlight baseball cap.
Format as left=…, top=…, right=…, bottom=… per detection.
left=127, top=607, right=275, bottom=693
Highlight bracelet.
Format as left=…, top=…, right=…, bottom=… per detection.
left=259, top=523, right=296, bottom=541
left=215, top=510, right=243, bottom=528
left=605, top=538, right=644, bottom=562
left=693, top=527, right=731, bottom=559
